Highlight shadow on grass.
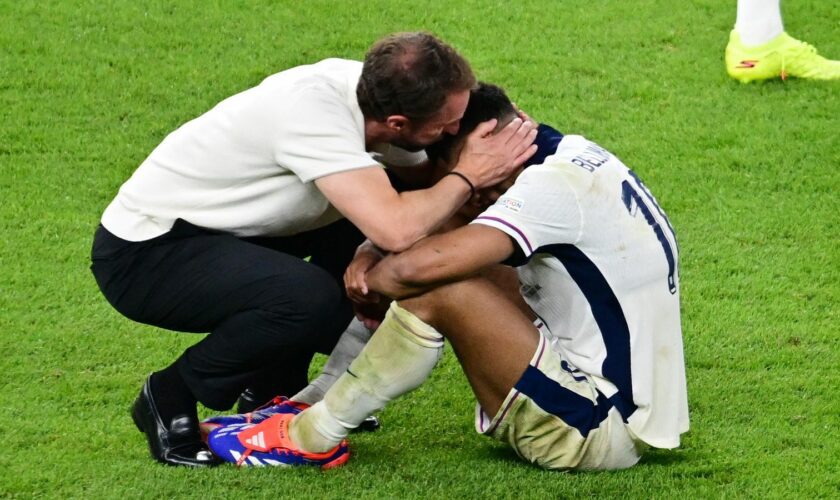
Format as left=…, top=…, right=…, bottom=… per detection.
left=481, top=442, right=691, bottom=471
left=638, top=448, right=688, bottom=467
left=484, top=445, right=528, bottom=466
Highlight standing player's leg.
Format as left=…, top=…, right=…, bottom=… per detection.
left=726, top=0, right=840, bottom=82
left=735, top=0, right=784, bottom=47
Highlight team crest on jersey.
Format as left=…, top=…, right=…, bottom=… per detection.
left=499, top=196, right=525, bottom=213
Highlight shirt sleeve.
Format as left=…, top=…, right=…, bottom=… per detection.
left=272, top=85, right=379, bottom=182
left=470, top=165, right=583, bottom=262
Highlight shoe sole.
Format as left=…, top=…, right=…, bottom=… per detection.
left=728, top=72, right=776, bottom=83
left=131, top=401, right=144, bottom=433
left=321, top=451, right=350, bottom=470
left=131, top=383, right=222, bottom=468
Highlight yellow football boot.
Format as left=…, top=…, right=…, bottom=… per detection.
left=726, top=30, right=840, bottom=82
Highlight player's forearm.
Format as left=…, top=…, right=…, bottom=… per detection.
left=365, top=236, right=478, bottom=299
left=366, top=224, right=516, bottom=299
left=365, top=255, right=444, bottom=299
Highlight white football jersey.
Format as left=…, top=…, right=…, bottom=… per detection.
left=472, top=126, right=689, bottom=449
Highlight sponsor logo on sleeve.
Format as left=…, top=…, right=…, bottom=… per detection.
left=499, top=196, right=525, bottom=213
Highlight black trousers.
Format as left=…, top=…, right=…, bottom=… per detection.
left=90, top=218, right=365, bottom=410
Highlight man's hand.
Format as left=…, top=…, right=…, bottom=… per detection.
left=452, top=118, right=538, bottom=189
left=511, top=102, right=534, bottom=124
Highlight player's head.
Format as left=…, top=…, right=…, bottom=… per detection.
left=358, top=32, right=476, bottom=151
left=426, top=81, right=518, bottom=169
left=427, top=82, right=521, bottom=219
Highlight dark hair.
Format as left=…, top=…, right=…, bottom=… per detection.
left=426, top=82, right=516, bottom=166
left=357, top=32, right=476, bottom=123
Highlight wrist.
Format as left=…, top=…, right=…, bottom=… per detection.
left=445, top=171, right=476, bottom=199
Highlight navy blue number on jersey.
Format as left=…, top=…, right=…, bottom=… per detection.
left=621, top=171, right=679, bottom=294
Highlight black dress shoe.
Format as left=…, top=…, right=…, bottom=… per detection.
left=131, top=377, right=222, bottom=467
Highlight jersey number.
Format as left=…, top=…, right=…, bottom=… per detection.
left=621, top=171, right=678, bottom=294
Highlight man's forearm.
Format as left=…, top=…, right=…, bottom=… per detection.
left=378, top=175, right=474, bottom=251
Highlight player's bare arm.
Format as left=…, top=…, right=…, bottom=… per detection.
left=365, top=224, right=515, bottom=299
left=315, top=119, right=537, bottom=252
left=343, top=204, right=480, bottom=304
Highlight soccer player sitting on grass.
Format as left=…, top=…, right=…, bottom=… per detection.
left=206, top=83, right=690, bottom=470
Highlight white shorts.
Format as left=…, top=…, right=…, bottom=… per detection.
left=475, top=324, right=646, bottom=471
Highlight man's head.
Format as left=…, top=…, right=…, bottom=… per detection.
left=358, top=32, right=476, bottom=151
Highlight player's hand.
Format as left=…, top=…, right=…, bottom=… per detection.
left=452, top=117, right=538, bottom=189
left=353, top=300, right=389, bottom=331
left=344, top=241, right=385, bottom=304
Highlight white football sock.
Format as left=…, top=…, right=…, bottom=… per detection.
left=290, top=302, right=444, bottom=453
left=735, top=0, right=784, bottom=47
left=291, top=317, right=372, bottom=406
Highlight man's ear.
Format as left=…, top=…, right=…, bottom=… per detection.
left=384, top=115, right=410, bottom=132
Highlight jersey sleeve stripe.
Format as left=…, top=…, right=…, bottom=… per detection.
left=473, top=216, right=534, bottom=254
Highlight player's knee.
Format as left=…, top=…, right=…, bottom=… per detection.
left=399, top=288, right=446, bottom=323
left=400, top=277, right=485, bottom=321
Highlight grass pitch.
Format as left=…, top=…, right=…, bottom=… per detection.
left=1, top=0, right=838, bottom=497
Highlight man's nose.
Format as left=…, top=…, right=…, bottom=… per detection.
left=444, top=121, right=460, bottom=135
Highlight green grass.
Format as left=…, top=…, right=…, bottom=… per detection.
left=2, top=0, right=838, bottom=497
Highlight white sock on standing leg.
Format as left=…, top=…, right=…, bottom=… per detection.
left=735, top=0, right=784, bottom=46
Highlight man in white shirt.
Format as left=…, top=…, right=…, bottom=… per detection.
left=91, top=33, right=537, bottom=467
left=205, top=83, right=688, bottom=470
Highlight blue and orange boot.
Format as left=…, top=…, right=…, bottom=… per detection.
left=200, top=396, right=309, bottom=440
left=207, top=413, right=350, bottom=469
